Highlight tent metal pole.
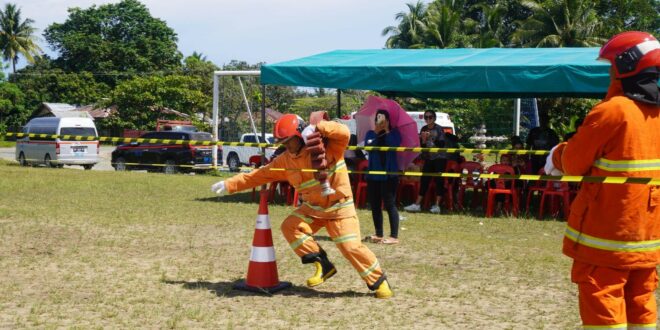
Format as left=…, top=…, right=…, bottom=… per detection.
left=336, top=89, right=341, bottom=118
left=261, top=84, right=266, bottom=165
left=212, top=74, right=219, bottom=169
left=514, top=98, right=521, bottom=136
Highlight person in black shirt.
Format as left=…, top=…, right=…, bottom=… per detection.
left=404, top=110, right=447, bottom=214
left=526, top=124, right=559, bottom=174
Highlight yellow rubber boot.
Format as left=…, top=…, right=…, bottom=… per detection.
left=306, top=261, right=337, bottom=287
left=375, top=280, right=393, bottom=299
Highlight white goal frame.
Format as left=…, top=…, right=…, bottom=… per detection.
left=211, top=70, right=260, bottom=168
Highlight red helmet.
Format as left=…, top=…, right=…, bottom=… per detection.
left=274, top=114, right=305, bottom=142
left=598, top=31, right=660, bottom=78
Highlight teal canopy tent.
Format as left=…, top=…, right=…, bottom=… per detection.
left=261, top=48, right=610, bottom=98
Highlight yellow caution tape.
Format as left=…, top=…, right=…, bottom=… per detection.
left=10, top=152, right=660, bottom=185
left=269, top=167, right=660, bottom=185
left=2, top=132, right=549, bottom=155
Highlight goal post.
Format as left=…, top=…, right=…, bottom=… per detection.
left=212, top=70, right=260, bottom=168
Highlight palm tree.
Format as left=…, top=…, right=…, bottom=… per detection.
left=0, top=3, right=41, bottom=73
left=466, top=1, right=508, bottom=48
left=382, top=1, right=428, bottom=49
left=511, top=0, right=607, bottom=47
left=424, top=0, right=466, bottom=49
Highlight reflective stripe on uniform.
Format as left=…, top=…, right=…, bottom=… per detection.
left=332, top=233, right=358, bottom=244
left=298, top=160, right=347, bottom=190
left=359, top=260, right=380, bottom=278
left=593, top=158, right=660, bottom=172
left=628, top=324, right=657, bottom=330
left=565, top=226, right=660, bottom=253
left=583, top=324, right=627, bottom=329
left=289, top=211, right=314, bottom=224
left=289, top=233, right=312, bottom=250
left=303, top=199, right=354, bottom=212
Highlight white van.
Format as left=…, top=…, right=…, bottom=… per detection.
left=16, top=117, right=99, bottom=170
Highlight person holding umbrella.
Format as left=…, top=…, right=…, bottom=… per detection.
left=404, top=110, right=447, bottom=214
left=364, top=109, right=401, bottom=244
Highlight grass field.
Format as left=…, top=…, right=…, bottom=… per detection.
left=0, top=160, right=604, bottom=328
left=0, top=139, right=15, bottom=148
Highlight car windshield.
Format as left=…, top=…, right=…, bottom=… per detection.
left=190, top=133, right=212, bottom=141
left=60, top=127, right=97, bottom=138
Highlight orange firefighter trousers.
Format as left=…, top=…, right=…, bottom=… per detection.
left=281, top=211, right=384, bottom=288
left=571, top=260, right=658, bottom=328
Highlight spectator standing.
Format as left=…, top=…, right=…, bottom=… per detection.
left=404, top=110, right=447, bottom=214
left=364, top=110, right=401, bottom=244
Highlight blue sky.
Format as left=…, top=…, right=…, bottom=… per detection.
left=14, top=0, right=420, bottom=70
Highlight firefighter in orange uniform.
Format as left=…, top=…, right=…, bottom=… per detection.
left=211, top=114, right=393, bottom=298
left=546, top=31, right=660, bottom=329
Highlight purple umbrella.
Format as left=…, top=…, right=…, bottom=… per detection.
left=355, top=96, right=420, bottom=170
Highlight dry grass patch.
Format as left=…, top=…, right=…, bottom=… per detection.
left=0, top=160, right=644, bottom=328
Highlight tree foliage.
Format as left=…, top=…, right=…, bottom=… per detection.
left=0, top=80, right=26, bottom=131
left=511, top=0, right=607, bottom=47
left=0, top=3, right=41, bottom=73
left=107, top=75, right=209, bottom=130
left=12, top=58, right=110, bottom=114
left=381, top=0, right=658, bottom=141
left=44, top=0, right=181, bottom=85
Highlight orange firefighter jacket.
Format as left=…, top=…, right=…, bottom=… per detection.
left=553, top=80, right=660, bottom=269
left=224, top=121, right=356, bottom=220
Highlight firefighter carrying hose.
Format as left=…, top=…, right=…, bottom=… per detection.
left=211, top=113, right=393, bottom=299
left=546, top=31, right=660, bottom=328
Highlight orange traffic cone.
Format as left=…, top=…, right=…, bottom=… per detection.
left=234, top=188, right=292, bottom=294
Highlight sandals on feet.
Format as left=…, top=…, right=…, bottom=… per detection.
left=381, top=237, right=400, bottom=245
left=363, top=235, right=383, bottom=243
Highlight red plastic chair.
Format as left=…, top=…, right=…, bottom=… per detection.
left=538, top=181, right=572, bottom=220
left=396, top=158, right=423, bottom=206
left=268, top=181, right=298, bottom=205
left=444, top=160, right=459, bottom=211
left=396, top=179, right=419, bottom=206
left=421, top=160, right=458, bottom=211
left=484, top=164, right=519, bottom=218
left=353, top=159, right=369, bottom=208
left=525, top=168, right=548, bottom=213
left=250, top=156, right=267, bottom=202
left=457, top=161, right=486, bottom=210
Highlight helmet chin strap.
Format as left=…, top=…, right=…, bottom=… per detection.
left=620, top=67, right=660, bottom=105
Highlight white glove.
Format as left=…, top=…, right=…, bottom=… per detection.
left=301, top=125, right=316, bottom=143
left=544, top=146, right=564, bottom=176
left=211, top=180, right=227, bottom=195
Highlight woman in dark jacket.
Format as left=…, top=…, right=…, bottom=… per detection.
left=404, top=110, right=447, bottom=214
left=364, top=110, right=401, bottom=244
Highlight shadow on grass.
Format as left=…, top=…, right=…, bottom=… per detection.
left=195, top=193, right=255, bottom=203
left=195, top=192, right=292, bottom=205
left=164, top=279, right=369, bottom=299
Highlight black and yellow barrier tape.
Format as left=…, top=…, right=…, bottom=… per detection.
left=2, top=132, right=550, bottom=155
left=13, top=154, right=660, bottom=185
left=268, top=168, right=660, bottom=185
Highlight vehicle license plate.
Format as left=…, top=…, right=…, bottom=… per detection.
left=72, top=146, right=87, bottom=153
